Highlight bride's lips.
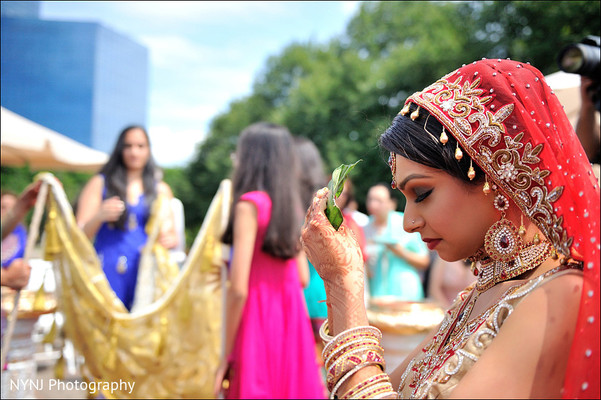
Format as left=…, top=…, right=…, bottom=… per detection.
left=422, top=238, right=441, bottom=250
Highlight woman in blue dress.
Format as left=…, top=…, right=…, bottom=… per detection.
left=363, top=183, right=430, bottom=301
left=76, top=125, right=178, bottom=311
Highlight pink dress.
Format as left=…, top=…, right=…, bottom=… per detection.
left=227, top=191, right=326, bottom=399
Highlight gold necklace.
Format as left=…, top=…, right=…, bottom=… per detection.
left=475, top=240, right=553, bottom=292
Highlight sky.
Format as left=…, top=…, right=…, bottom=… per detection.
left=39, top=1, right=363, bottom=167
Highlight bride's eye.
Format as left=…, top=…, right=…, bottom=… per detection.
left=415, top=189, right=433, bottom=203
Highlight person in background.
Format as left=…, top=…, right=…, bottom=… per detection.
left=575, top=76, right=600, bottom=165
left=214, top=123, right=325, bottom=399
left=335, top=178, right=370, bottom=304
left=1, top=191, right=27, bottom=268
left=294, top=137, right=329, bottom=350
left=1, top=181, right=41, bottom=289
left=427, top=257, right=477, bottom=308
left=76, top=125, right=178, bottom=311
left=363, top=182, right=430, bottom=301
left=337, top=178, right=369, bottom=228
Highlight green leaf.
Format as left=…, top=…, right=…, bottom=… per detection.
left=325, top=160, right=362, bottom=230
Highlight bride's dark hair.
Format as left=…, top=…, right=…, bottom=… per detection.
left=379, top=104, right=484, bottom=186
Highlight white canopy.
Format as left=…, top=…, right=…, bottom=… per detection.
left=1, top=106, right=108, bottom=172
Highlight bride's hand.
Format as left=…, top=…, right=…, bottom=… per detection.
left=301, top=187, right=368, bottom=333
left=300, top=187, right=364, bottom=287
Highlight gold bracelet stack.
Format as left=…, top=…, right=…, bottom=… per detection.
left=340, top=373, right=390, bottom=398
left=320, top=321, right=397, bottom=399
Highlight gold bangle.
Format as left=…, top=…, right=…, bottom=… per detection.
left=330, top=361, right=380, bottom=400
left=324, top=338, right=381, bottom=370
left=340, top=373, right=389, bottom=399
left=327, top=346, right=386, bottom=392
left=323, top=333, right=381, bottom=363
left=320, top=319, right=334, bottom=343
left=322, top=323, right=382, bottom=358
left=321, top=320, right=382, bottom=345
left=353, top=380, right=395, bottom=399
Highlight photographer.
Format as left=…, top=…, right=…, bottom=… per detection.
left=558, top=35, right=600, bottom=164
left=575, top=75, right=600, bottom=163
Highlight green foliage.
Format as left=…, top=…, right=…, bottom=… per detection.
left=0, top=166, right=36, bottom=194
left=0, top=165, right=92, bottom=207
left=179, top=0, right=599, bottom=237
left=161, top=167, right=193, bottom=247
left=1, top=165, right=93, bottom=238
left=459, top=1, right=601, bottom=74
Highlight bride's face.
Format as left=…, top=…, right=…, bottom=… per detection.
left=392, top=154, right=498, bottom=262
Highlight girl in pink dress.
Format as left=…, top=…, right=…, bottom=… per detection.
left=214, top=122, right=326, bottom=399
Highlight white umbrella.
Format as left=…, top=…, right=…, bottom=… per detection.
left=1, top=106, right=108, bottom=172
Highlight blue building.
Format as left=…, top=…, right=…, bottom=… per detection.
left=1, top=1, right=148, bottom=154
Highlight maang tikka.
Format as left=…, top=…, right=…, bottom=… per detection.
left=388, top=152, right=397, bottom=189
left=484, top=193, right=524, bottom=262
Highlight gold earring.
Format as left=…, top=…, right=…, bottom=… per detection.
left=484, top=194, right=524, bottom=262
left=485, top=212, right=524, bottom=262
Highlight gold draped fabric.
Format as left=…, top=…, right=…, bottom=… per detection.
left=38, top=172, right=231, bottom=398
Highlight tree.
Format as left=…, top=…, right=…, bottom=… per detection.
left=457, top=1, right=600, bottom=74
left=183, top=0, right=600, bottom=236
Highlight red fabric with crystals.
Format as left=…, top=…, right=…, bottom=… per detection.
left=405, top=59, right=599, bottom=399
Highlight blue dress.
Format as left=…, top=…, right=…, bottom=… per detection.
left=1, top=224, right=27, bottom=268
left=364, top=211, right=429, bottom=301
left=303, top=261, right=328, bottom=320
left=94, top=187, right=150, bottom=311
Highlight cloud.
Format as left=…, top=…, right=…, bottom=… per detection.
left=106, top=1, right=292, bottom=23
left=40, top=1, right=364, bottom=167
left=149, top=125, right=207, bottom=167
left=138, top=34, right=253, bottom=71
left=341, top=1, right=361, bottom=17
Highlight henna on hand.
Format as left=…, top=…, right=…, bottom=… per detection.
left=301, top=187, right=368, bottom=333
left=301, top=188, right=363, bottom=280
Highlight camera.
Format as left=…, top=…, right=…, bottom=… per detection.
left=557, top=35, right=600, bottom=111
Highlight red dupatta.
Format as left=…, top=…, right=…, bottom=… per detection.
left=403, top=59, right=600, bottom=398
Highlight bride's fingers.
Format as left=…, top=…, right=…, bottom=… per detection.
left=312, top=187, right=328, bottom=213
left=303, top=187, right=328, bottom=229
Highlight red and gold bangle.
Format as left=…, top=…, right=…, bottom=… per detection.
left=330, top=361, right=381, bottom=400
left=323, top=330, right=382, bottom=359
left=320, top=320, right=382, bottom=347
left=353, top=381, right=395, bottom=399
left=322, top=323, right=382, bottom=361
left=327, top=347, right=386, bottom=392
left=324, top=339, right=381, bottom=370
left=340, top=373, right=390, bottom=399
left=324, top=335, right=381, bottom=367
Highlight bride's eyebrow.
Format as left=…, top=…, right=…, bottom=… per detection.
left=398, top=174, right=430, bottom=191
